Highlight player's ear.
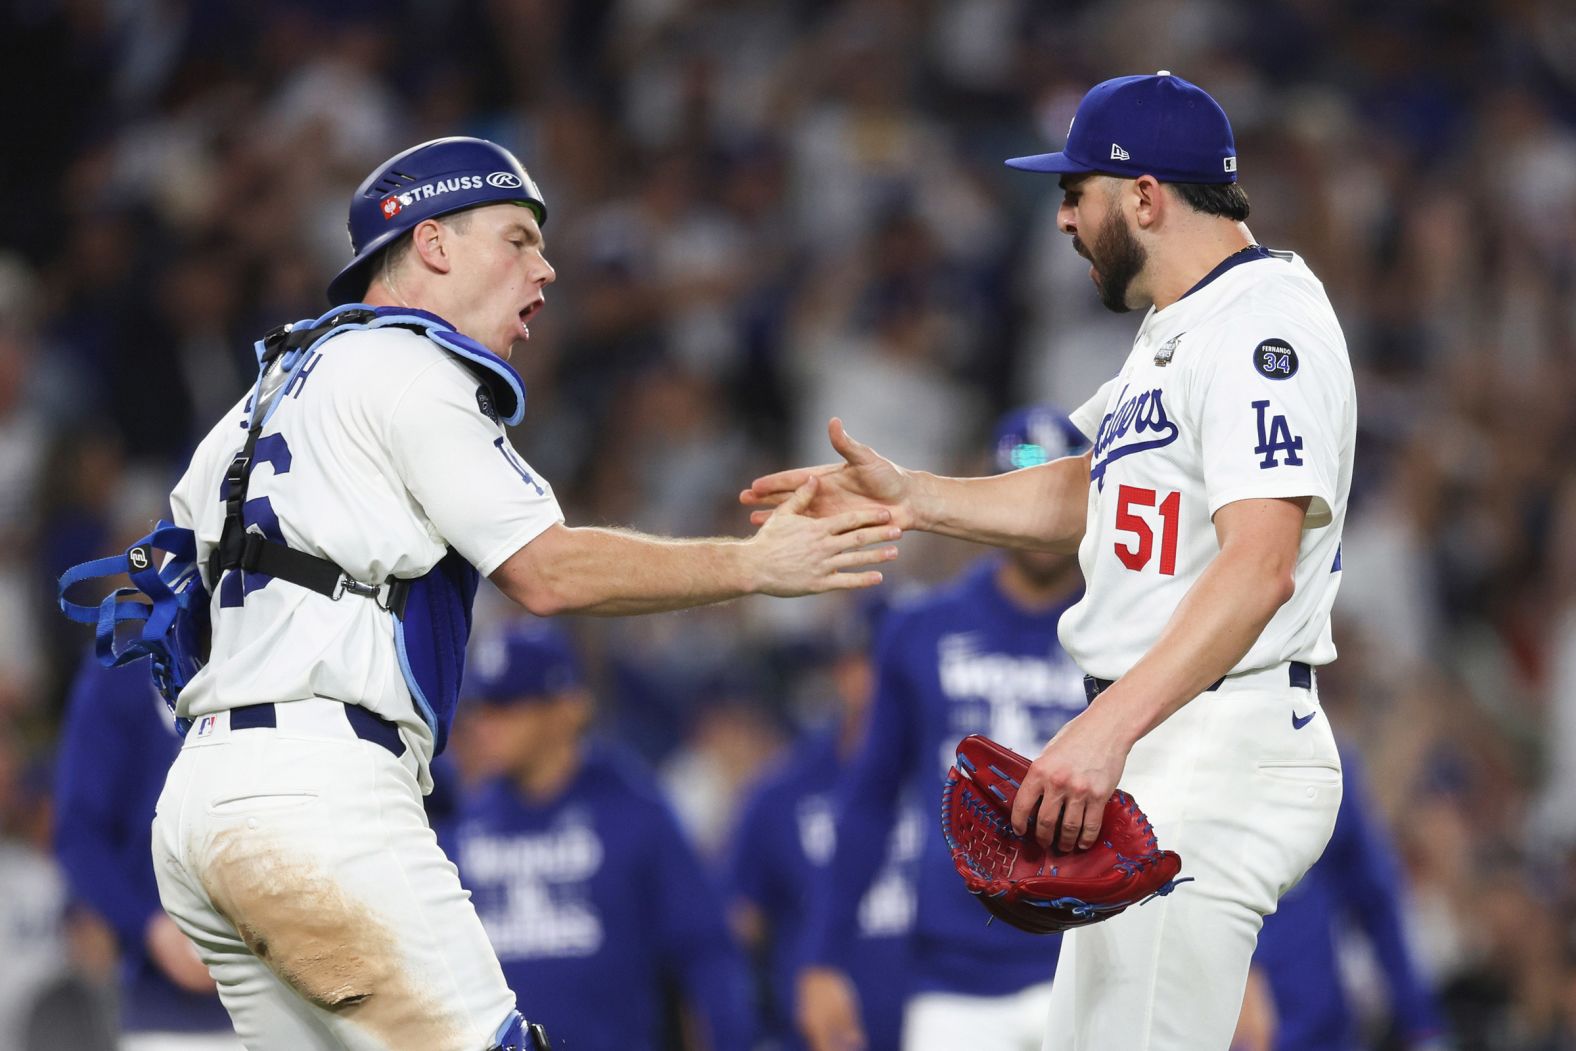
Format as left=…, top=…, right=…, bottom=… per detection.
left=1132, top=175, right=1164, bottom=230
left=411, top=218, right=454, bottom=275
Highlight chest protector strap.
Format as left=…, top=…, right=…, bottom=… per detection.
left=207, top=305, right=525, bottom=613
left=59, top=305, right=524, bottom=749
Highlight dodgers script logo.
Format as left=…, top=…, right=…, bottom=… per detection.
left=1089, top=383, right=1179, bottom=486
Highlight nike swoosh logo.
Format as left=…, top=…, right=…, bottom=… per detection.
left=1291, top=711, right=1317, bottom=730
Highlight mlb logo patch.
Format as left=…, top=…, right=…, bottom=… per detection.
left=381, top=196, right=403, bottom=220
left=195, top=715, right=218, bottom=738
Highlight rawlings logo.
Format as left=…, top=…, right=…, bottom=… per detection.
left=1089, top=384, right=1179, bottom=486
left=486, top=171, right=524, bottom=189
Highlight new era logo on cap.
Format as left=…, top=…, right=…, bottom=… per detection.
left=1111, top=143, right=1130, bottom=161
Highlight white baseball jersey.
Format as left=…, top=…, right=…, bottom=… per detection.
left=1058, top=248, right=1354, bottom=680
left=169, top=326, right=563, bottom=784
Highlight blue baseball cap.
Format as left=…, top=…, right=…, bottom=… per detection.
left=328, top=136, right=548, bottom=306
left=994, top=405, right=1088, bottom=472
left=465, top=621, right=583, bottom=705
left=1006, top=72, right=1237, bottom=184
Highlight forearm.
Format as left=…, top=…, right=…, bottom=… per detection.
left=492, top=525, right=755, bottom=616
left=1089, top=542, right=1295, bottom=747
left=911, top=453, right=1090, bottom=551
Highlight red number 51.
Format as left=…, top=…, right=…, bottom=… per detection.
left=1114, top=485, right=1180, bottom=575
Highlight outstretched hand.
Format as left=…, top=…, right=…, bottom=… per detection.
left=747, top=473, right=901, bottom=596
left=741, top=419, right=918, bottom=530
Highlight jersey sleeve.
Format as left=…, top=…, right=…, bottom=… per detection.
left=1195, top=316, right=1346, bottom=527
left=386, top=360, right=564, bottom=575
left=1069, top=378, right=1118, bottom=445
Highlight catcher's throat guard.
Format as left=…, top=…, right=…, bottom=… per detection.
left=941, top=734, right=1189, bottom=935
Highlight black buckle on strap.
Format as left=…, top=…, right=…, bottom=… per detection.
left=332, top=575, right=413, bottom=614
left=337, top=578, right=382, bottom=601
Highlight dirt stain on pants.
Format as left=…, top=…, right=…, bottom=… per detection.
left=200, top=825, right=475, bottom=1051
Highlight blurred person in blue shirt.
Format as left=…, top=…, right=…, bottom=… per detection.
left=1253, top=744, right=1448, bottom=1051
left=53, top=654, right=242, bottom=1049
left=796, top=407, right=1091, bottom=1051
left=447, top=619, right=753, bottom=1051
left=728, top=598, right=921, bottom=1051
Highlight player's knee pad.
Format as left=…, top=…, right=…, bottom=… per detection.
left=488, top=1009, right=552, bottom=1051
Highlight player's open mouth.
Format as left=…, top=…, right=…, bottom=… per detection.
left=518, top=298, right=544, bottom=338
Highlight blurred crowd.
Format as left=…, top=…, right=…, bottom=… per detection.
left=3, top=0, right=1576, bottom=1047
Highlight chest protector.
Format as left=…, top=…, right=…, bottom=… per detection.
left=58, top=305, right=526, bottom=752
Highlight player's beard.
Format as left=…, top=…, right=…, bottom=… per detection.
left=1079, top=208, right=1148, bottom=313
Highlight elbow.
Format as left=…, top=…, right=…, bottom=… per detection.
left=1266, top=565, right=1296, bottom=613
left=491, top=528, right=585, bottom=617
left=495, top=562, right=574, bottom=617
left=516, top=579, right=571, bottom=618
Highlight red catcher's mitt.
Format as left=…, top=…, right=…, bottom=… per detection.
left=941, top=734, right=1188, bottom=935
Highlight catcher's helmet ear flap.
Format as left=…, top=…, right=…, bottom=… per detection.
left=992, top=405, right=1089, bottom=473
left=327, top=136, right=548, bottom=306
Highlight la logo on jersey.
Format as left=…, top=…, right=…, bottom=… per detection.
left=1253, top=400, right=1304, bottom=468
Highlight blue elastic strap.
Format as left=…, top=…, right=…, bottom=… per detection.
left=58, top=553, right=142, bottom=624
left=58, top=521, right=211, bottom=710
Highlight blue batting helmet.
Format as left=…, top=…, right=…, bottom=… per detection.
left=993, top=405, right=1088, bottom=472
left=327, top=136, right=549, bottom=306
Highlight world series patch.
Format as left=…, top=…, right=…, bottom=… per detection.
left=1253, top=339, right=1298, bottom=380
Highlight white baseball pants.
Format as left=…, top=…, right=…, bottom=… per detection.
left=151, top=701, right=516, bottom=1051
left=1042, top=667, right=1342, bottom=1051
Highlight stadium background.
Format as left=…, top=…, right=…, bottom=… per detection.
left=2, top=0, right=1575, bottom=1047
